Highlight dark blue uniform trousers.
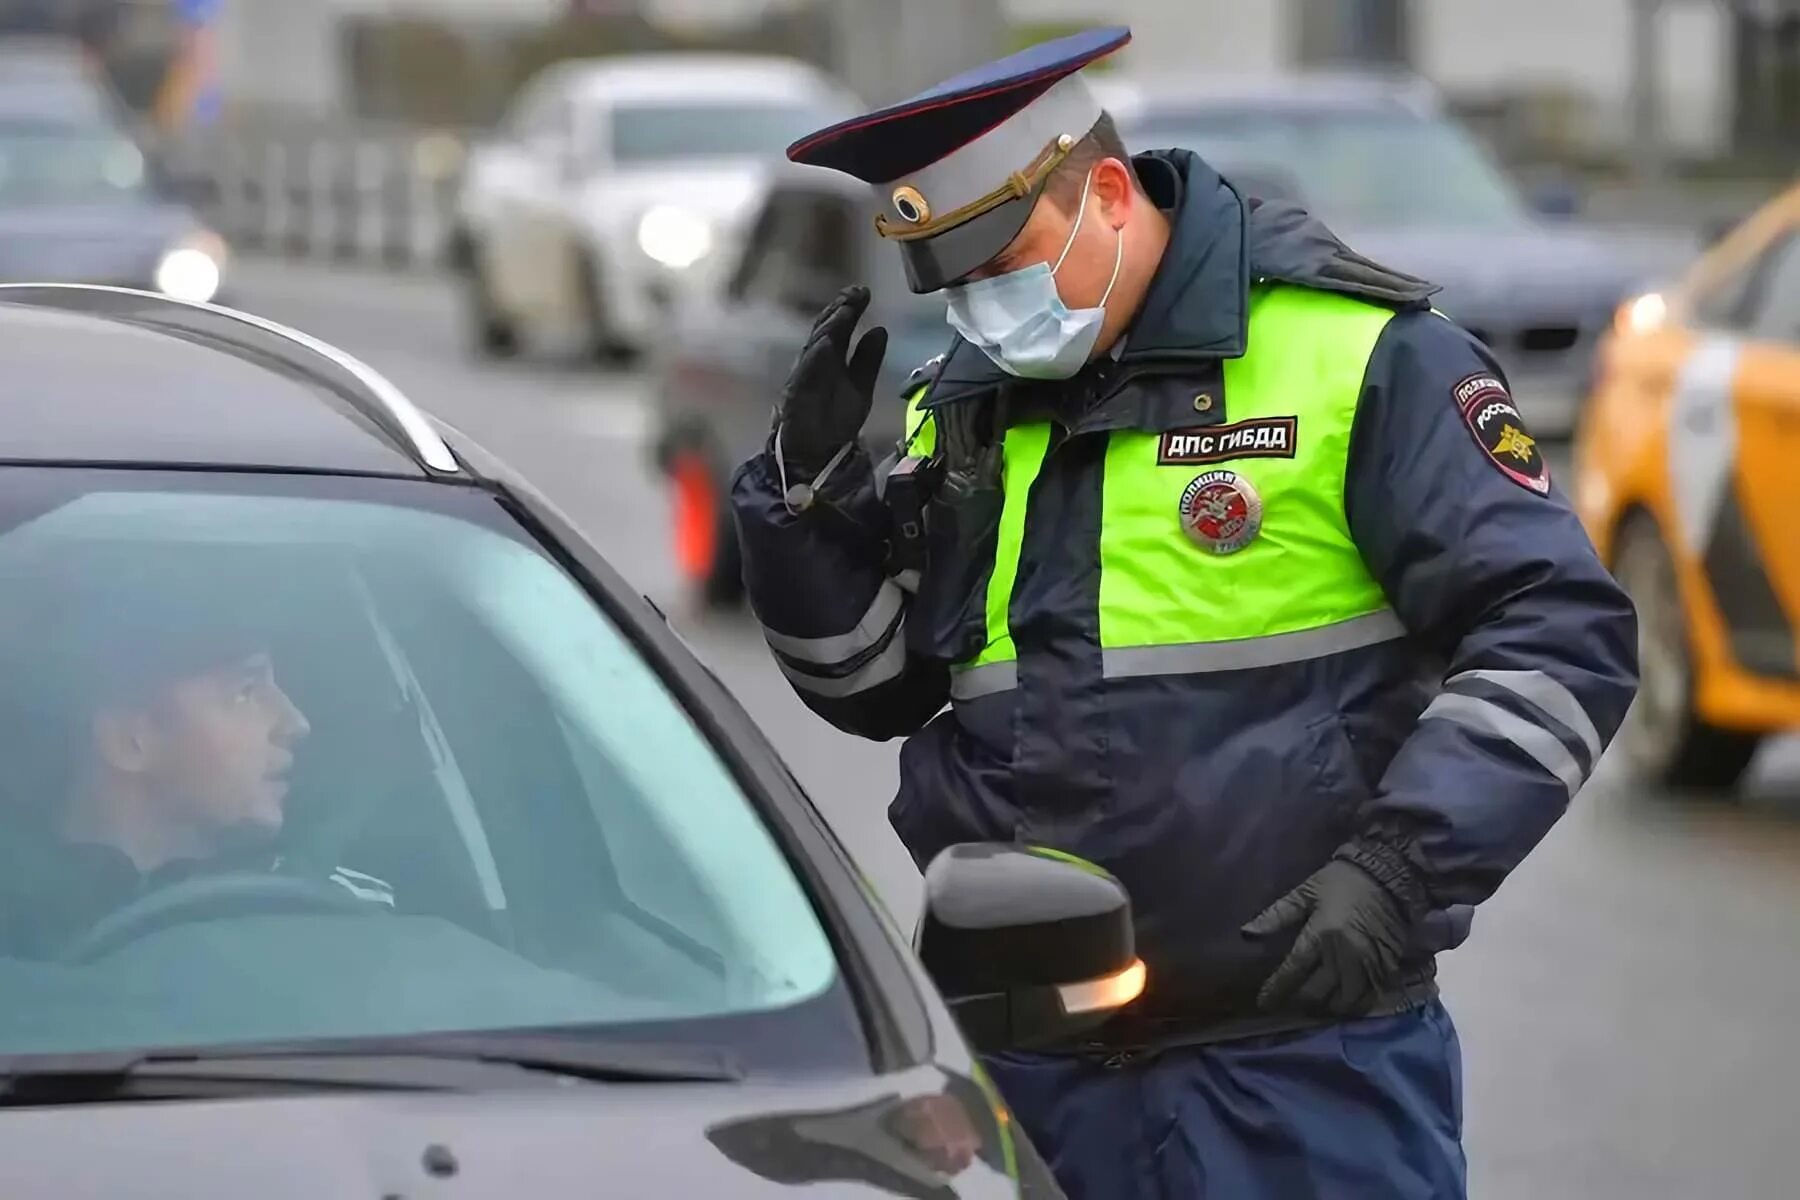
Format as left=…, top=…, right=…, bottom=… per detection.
left=984, top=999, right=1468, bottom=1199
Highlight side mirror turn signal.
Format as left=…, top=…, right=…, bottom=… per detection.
left=916, top=844, right=1142, bottom=1054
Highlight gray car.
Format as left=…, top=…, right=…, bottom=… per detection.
left=0, top=283, right=1149, bottom=1196
left=1105, top=72, right=1657, bottom=437
left=649, top=162, right=952, bottom=608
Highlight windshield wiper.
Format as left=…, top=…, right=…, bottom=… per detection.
left=0, top=1032, right=743, bottom=1105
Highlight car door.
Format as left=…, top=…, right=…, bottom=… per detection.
left=660, top=184, right=864, bottom=466
left=1716, top=223, right=1800, bottom=666
left=1667, top=205, right=1800, bottom=678
left=482, top=82, right=580, bottom=321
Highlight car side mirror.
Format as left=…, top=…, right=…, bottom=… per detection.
left=916, top=844, right=1144, bottom=1055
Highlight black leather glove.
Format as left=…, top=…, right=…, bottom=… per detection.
left=776, top=285, right=889, bottom=477
left=1241, top=842, right=1428, bottom=1017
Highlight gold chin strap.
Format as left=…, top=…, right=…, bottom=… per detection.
left=875, top=133, right=1077, bottom=242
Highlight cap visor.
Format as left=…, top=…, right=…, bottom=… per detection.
left=900, top=192, right=1038, bottom=293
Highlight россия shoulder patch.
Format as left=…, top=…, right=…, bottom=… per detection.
left=1454, top=372, right=1549, bottom=495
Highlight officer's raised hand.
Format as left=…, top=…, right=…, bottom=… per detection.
left=1242, top=846, right=1426, bottom=1017
left=776, top=285, right=889, bottom=478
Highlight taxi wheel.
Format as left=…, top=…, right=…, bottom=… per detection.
left=1611, top=513, right=1762, bottom=791
left=670, top=450, right=744, bottom=610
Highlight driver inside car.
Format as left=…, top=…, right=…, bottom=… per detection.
left=0, top=556, right=396, bottom=959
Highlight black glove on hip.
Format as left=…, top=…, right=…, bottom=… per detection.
left=1241, top=842, right=1427, bottom=1018
left=776, top=284, right=889, bottom=476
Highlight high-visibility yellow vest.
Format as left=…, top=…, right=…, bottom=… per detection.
left=903, top=284, right=1404, bottom=698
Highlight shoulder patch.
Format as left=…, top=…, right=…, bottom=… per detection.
left=1454, top=372, right=1549, bottom=495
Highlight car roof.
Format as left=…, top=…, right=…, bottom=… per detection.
left=1100, top=69, right=1443, bottom=125
left=547, top=53, right=844, bottom=105
left=0, top=286, right=458, bottom=479
left=0, top=37, right=129, bottom=126
left=0, top=35, right=92, bottom=72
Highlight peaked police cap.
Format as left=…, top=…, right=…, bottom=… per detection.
left=786, top=25, right=1131, bottom=293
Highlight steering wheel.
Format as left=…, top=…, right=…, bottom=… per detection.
left=59, top=872, right=375, bottom=964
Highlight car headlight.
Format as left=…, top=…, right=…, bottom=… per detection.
left=155, top=231, right=227, bottom=304
left=1618, top=291, right=1667, bottom=334
left=636, top=206, right=713, bottom=271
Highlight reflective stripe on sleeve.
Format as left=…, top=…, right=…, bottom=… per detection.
left=759, top=582, right=905, bottom=668
left=1445, top=668, right=1603, bottom=765
left=1419, top=692, right=1586, bottom=796
left=779, top=635, right=909, bottom=699
left=949, top=660, right=1018, bottom=701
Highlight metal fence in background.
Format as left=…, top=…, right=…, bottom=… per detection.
left=152, top=120, right=474, bottom=272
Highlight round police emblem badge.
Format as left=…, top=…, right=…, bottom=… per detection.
left=1179, top=470, right=1263, bottom=554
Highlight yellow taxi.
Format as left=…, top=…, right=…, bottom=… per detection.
left=1575, top=179, right=1800, bottom=789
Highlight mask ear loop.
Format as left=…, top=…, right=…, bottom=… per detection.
left=1098, top=220, right=1124, bottom=309
left=1051, top=168, right=1126, bottom=309
left=1051, top=169, right=1095, bottom=276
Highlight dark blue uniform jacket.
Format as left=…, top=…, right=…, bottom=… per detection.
left=731, top=149, right=1639, bottom=1048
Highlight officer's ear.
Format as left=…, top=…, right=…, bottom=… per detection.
left=1091, top=157, right=1137, bottom=228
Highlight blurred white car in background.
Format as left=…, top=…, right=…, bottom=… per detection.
left=449, top=53, right=860, bottom=365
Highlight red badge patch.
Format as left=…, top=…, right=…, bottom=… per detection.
left=1179, top=470, right=1263, bottom=554
left=1454, top=373, right=1549, bottom=495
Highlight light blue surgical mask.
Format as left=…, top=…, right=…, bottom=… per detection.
left=943, top=169, right=1124, bottom=380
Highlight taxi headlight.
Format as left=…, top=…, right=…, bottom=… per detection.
left=636, top=205, right=714, bottom=270
left=155, top=231, right=227, bottom=304
left=1618, top=291, right=1666, bottom=334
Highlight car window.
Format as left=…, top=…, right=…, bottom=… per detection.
left=608, top=98, right=844, bottom=165
left=1122, top=105, right=1529, bottom=229
left=0, top=468, right=854, bottom=1065
left=1690, top=224, right=1799, bottom=335
left=0, top=117, right=148, bottom=206
left=1743, top=231, right=1800, bottom=345
left=725, top=192, right=785, bottom=303
left=735, top=186, right=858, bottom=317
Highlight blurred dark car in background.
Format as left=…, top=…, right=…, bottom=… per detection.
left=0, top=35, right=228, bottom=304
left=1103, top=72, right=1654, bottom=436
left=649, top=161, right=948, bottom=609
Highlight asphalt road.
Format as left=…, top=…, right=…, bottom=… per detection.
left=228, top=257, right=1798, bottom=1199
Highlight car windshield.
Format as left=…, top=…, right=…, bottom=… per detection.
left=1125, top=106, right=1530, bottom=229
left=0, top=468, right=849, bottom=1067
left=0, top=119, right=149, bottom=206
left=610, top=99, right=839, bottom=165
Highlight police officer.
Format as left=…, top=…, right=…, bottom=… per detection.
left=731, top=26, right=1638, bottom=1199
